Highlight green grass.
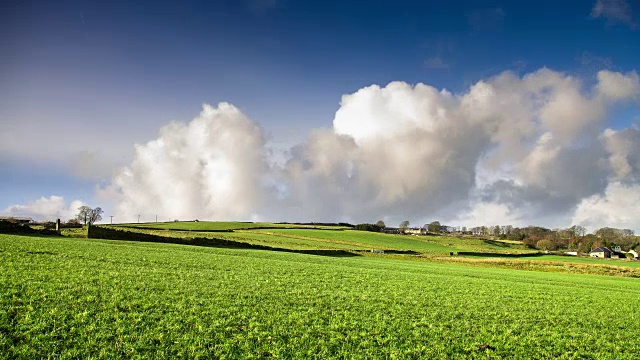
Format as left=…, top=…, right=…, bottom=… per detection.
left=2, top=234, right=640, bottom=358
left=102, top=227, right=368, bottom=250
left=109, top=223, right=533, bottom=255
left=249, top=229, right=532, bottom=254
left=217, top=231, right=368, bottom=250
left=531, top=255, right=640, bottom=268
left=251, top=229, right=453, bottom=252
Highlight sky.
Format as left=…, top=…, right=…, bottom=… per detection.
left=1, top=0, right=640, bottom=231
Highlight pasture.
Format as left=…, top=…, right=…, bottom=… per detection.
left=2, top=233, right=640, bottom=359
left=106, top=221, right=533, bottom=255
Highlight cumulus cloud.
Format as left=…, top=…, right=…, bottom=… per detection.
left=603, top=125, right=640, bottom=181
left=105, top=68, right=640, bottom=231
left=591, top=0, right=637, bottom=29
left=596, top=70, right=640, bottom=102
left=102, top=102, right=268, bottom=222
left=2, top=196, right=85, bottom=221
left=572, top=182, right=640, bottom=231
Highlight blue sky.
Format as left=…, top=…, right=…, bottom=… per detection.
left=1, top=0, right=640, bottom=228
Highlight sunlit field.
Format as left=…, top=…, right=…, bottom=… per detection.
left=107, top=222, right=533, bottom=254
left=2, top=234, right=639, bottom=359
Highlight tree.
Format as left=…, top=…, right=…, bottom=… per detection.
left=493, top=225, right=501, bottom=237
left=427, top=221, right=441, bottom=233
left=536, top=239, right=555, bottom=251
left=376, top=220, right=386, bottom=228
left=76, top=206, right=103, bottom=225
left=504, top=225, right=513, bottom=236
left=399, top=220, right=410, bottom=229
left=66, top=218, right=80, bottom=225
left=569, top=225, right=586, bottom=237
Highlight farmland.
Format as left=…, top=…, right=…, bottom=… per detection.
left=2, top=233, right=640, bottom=358
left=98, top=222, right=640, bottom=276
left=106, top=221, right=534, bottom=254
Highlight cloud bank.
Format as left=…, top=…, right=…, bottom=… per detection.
left=102, top=103, right=267, bottom=221
left=2, top=196, right=85, bottom=221
left=103, top=68, right=640, bottom=231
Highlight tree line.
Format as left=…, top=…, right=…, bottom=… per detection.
left=357, top=220, right=638, bottom=253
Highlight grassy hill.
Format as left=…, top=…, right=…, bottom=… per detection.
left=2, top=233, right=640, bottom=358
left=105, top=221, right=533, bottom=255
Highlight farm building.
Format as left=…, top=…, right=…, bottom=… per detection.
left=590, top=247, right=612, bottom=258
left=0, top=216, right=33, bottom=224
left=627, top=250, right=639, bottom=259
left=404, top=228, right=426, bottom=235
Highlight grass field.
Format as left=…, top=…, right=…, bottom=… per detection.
left=107, top=222, right=533, bottom=255
left=2, top=234, right=640, bottom=359
left=249, top=229, right=535, bottom=254
left=452, top=253, right=640, bottom=269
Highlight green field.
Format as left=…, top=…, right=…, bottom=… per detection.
left=107, top=222, right=533, bottom=255
left=530, top=255, right=640, bottom=268
left=249, top=229, right=536, bottom=254
left=2, top=234, right=640, bottom=359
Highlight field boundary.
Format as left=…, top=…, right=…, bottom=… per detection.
left=0, top=221, right=61, bottom=236
left=87, top=226, right=359, bottom=257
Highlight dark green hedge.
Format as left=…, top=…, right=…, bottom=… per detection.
left=0, top=220, right=60, bottom=235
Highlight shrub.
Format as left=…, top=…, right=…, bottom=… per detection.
left=536, top=239, right=556, bottom=251
left=355, top=224, right=382, bottom=232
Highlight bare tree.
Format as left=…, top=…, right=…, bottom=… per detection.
left=76, top=206, right=104, bottom=225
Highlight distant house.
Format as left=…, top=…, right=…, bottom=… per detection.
left=627, top=250, right=639, bottom=259
left=0, top=216, right=33, bottom=224
left=590, top=247, right=612, bottom=258
left=611, top=247, right=626, bottom=259
left=404, top=228, right=426, bottom=236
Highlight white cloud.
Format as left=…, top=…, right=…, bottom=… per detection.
left=572, top=182, right=640, bottom=231
left=596, top=70, right=640, bottom=102
left=591, top=0, right=637, bottom=29
left=453, top=202, right=522, bottom=228
left=102, top=102, right=268, bottom=222
left=2, top=196, right=85, bottom=222
left=103, top=68, right=640, bottom=231
left=603, top=125, right=640, bottom=181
